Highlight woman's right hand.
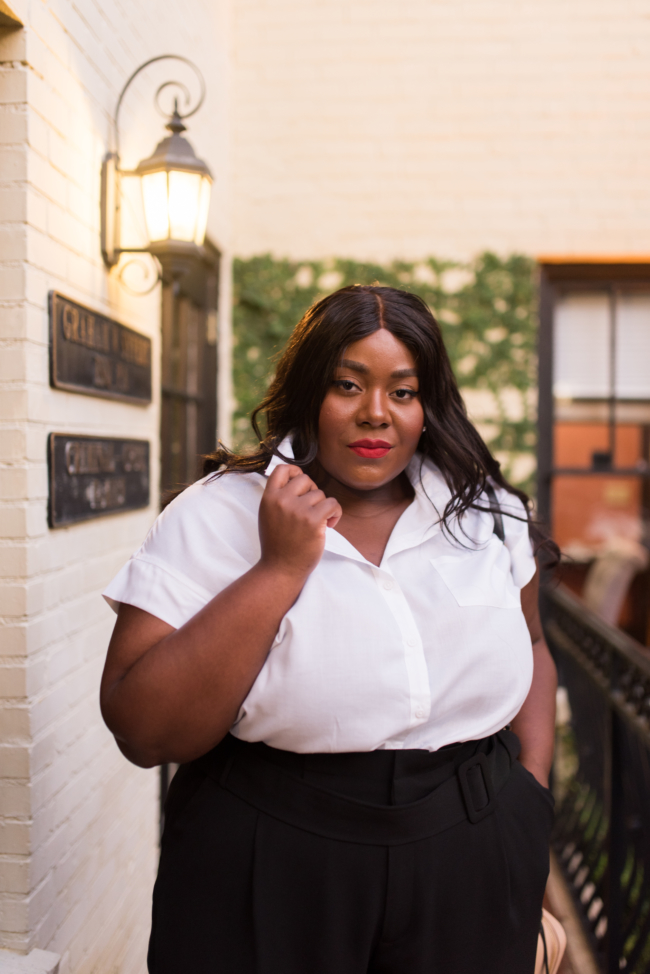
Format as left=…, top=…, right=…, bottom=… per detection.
left=259, top=464, right=342, bottom=579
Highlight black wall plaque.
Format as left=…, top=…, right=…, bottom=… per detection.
left=49, top=292, right=152, bottom=403
left=48, top=434, right=150, bottom=527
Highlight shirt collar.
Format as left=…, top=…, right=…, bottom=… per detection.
left=264, top=436, right=295, bottom=477
left=262, top=434, right=451, bottom=564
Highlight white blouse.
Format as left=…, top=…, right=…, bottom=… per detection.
left=103, top=439, right=536, bottom=754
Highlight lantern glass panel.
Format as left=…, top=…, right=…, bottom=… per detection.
left=194, top=176, right=211, bottom=246
left=168, top=170, right=202, bottom=242
left=141, top=171, right=170, bottom=242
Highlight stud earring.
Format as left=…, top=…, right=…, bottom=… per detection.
left=422, top=425, right=427, bottom=432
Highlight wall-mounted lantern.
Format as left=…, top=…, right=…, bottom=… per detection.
left=101, top=55, right=212, bottom=285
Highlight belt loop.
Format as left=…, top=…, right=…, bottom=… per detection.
left=457, top=752, right=496, bottom=824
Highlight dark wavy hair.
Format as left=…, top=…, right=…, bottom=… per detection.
left=201, top=284, right=557, bottom=561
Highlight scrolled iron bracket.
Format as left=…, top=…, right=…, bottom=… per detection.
left=112, top=54, right=206, bottom=158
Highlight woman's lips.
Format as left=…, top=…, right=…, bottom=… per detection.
left=348, top=439, right=393, bottom=459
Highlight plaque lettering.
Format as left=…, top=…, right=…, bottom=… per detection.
left=50, top=292, right=152, bottom=403
left=49, top=434, right=149, bottom=527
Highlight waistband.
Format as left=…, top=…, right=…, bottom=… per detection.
left=207, top=731, right=520, bottom=846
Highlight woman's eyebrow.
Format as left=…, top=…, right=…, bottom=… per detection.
left=337, top=359, right=418, bottom=379
left=338, top=358, right=369, bottom=373
left=391, top=368, right=418, bottom=378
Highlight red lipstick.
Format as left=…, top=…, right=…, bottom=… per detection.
left=348, top=439, right=393, bottom=459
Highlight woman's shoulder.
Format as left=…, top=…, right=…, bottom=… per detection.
left=104, top=469, right=266, bottom=626
left=139, top=469, right=265, bottom=560
left=164, top=468, right=266, bottom=516
left=490, top=483, right=528, bottom=518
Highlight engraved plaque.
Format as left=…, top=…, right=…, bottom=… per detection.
left=49, top=292, right=152, bottom=403
left=48, top=434, right=150, bottom=527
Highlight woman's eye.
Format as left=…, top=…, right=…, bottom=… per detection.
left=393, top=388, right=417, bottom=399
left=334, top=380, right=358, bottom=392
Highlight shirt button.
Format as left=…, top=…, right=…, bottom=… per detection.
left=382, top=579, right=393, bottom=591
left=415, top=708, right=425, bottom=719
left=406, top=636, right=417, bottom=647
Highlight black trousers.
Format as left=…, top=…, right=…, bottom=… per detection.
left=148, top=732, right=554, bottom=974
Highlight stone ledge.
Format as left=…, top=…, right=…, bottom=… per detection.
left=0, top=950, right=60, bottom=974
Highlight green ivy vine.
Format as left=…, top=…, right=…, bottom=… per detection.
left=232, top=252, right=538, bottom=493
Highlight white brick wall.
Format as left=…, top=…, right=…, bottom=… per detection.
left=0, top=0, right=230, bottom=970
left=232, top=0, right=650, bottom=262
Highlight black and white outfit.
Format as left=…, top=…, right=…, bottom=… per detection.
left=104, top=437, right=554, bottom=974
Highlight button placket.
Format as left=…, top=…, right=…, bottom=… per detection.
left=372, top=568, right=431, bottom=727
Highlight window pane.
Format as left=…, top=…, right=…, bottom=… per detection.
left=553, top=292, right=609, bottom=399
left=552, top=473, right=643, bottom=559
left=617, top=294, right=650, bottom=399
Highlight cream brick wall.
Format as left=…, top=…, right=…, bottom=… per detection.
left=232, top=0, right=650, bottom=262
left=0, top=0, right=230, bottom=971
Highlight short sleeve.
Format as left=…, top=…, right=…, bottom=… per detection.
left=493, top=487, right=536, bottom=590
left=102, top=473, right=263, bottom=629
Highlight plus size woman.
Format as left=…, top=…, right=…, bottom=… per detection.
left=101, top=285, right=557, bottom=974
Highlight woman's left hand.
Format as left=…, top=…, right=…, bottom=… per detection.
left=510, top=566, right=557, bottom=791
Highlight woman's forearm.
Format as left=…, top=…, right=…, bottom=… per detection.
left=100, top=562, right=306, bottom=767
left=510, top=637, right=557, bottom=788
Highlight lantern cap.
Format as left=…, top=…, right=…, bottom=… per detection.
left=135, top=104, right=213, bottom=180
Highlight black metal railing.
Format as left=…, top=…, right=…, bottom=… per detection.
left=542, top=582, right=650, bottom=973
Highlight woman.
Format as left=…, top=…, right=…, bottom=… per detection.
left=101, top=285, right=557, bottom=974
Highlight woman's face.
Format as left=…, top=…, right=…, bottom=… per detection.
left=317, top=328, right=425, bottom=491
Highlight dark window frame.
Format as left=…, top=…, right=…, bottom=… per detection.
left=537, top=262, right=650, bottom=527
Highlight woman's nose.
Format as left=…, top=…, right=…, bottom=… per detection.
left=358, top=390, right=389, bottom=427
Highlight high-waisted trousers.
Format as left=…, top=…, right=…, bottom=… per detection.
left=148, top=730, right=554, bottom=974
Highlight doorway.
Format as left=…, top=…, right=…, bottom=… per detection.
left=160, top=242, right=220, bottom=500
left=158, top=241, right=220, bottom=835
left=538, top=262, right=650, bottom=644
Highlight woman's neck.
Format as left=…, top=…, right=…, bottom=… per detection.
left=309, top=463, right=414, bottom=518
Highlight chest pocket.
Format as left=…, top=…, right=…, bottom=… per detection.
left=430, top=537, right=521, bottom=609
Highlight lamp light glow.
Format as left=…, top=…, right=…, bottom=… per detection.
left=141, top=171, right=170, bottom=241
left=134, top=106, right=213, bottom=277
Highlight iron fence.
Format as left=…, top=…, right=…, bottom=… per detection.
left=542, top=582, right=650, bottom=973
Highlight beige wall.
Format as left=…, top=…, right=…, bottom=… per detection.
left=0, top=0, right=229, bottom=970
left=232, top=0, right=650, bottom=262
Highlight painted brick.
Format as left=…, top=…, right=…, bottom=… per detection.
left=0, top=107, right=28, bottom=146
left=0, top=894, right=29, bottom=936
left=0, top=307, right=26, bottom=341
left=0, top=821, right=30, bottom=856
left=0, top=585, right=27, bottom=618
left=0, top=746, right=29, bottom=779
left=0, top=147, right=27, bottom=183
left=0, top=627, right=26, bottom=658
left=0, top=0, right=229, bottom=967
left=0, top=666, right=26, bottom=698
left=0, top=860, right=30, bottom=897
left=0, top=67, right=27, bottom=105
left=0, top=781, right=30, bottom=819
left=0, top=265, right=26, bottom=302
left=0, top=469, right=29, bottom=503
left=0, top=430, right=26, bottom=461
left=1, top=226, right=29, bottom=264
left=0, top=704, right=29, bottom=742
left=0, top=344, right=27, bottom=382
left=232, top=0, right=650, bottom=260
left=0, top=507, right=29, bottom=541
